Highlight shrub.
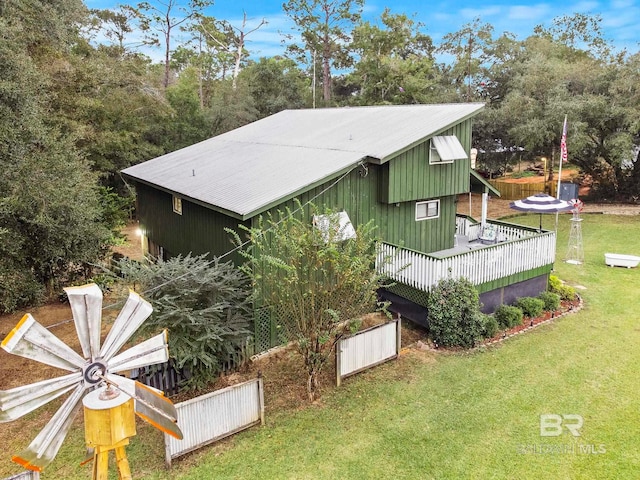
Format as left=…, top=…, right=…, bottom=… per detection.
left=119, top=254, right=252, bottom=391
left=514, top=297, right=545, bottom=318
left=481, top=314, right=500, bottom=339
left=426, top=277, right=484, bottom=348
left=0, top=261, right=44, bottom=313
left=494, top=304, right=523, bottom=329
left=538, top=291, right=560, bottom=311
left=549, top=275, right=577, bottom=301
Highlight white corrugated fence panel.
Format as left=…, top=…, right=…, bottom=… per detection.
left=339, top=320, right=399, bottom=379
left=3, top=472, right=39, bottom=480
left=165, top=378, right=263, bottom=464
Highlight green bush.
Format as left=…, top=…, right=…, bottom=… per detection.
left=0, top=261, right=44, bottom=313
left=481, top=314, right=500, bottom=339
left=514, top=297, right=545, bottom=318
left=538, top=291, right=561, bottom=311
left=426, top=277, right=484, bottom=348
left=494, top=304, right=523, bottom=329
left=549, top=275, right=577, bottom=301
left=119, top=254, right=252, bottom=391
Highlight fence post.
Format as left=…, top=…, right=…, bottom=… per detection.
left=257, top=371, right=265, bottom=426
left=335, top=340, right=342, bottom=387
left=396, top=315, right=402, bottom=358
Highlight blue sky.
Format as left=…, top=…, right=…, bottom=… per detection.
left=86, top=0, right=640, bottom=61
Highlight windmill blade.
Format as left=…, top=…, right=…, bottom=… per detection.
left=1, top=314, right=86, bottom=371
left=12, top=384, right=86, bottom=472
left=105, top=374, right=183, bottom=440
left=107, top=330, right=169, bottom=373
left=0, top=372, right=82, bottom=422
left=99, top=290, right=153, bottom=362
left=64, top=283, right=103, bottom=360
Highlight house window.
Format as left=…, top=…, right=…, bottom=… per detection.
left=429, top=135, right=468, bottom=164
left=172, top=195, right=182, bottom=215
left=312, top=211, right=357, bottom=242
left=416, top=200, right=439, bottom=221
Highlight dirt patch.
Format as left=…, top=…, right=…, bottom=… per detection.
left=112, top=221, right=145, bottom=261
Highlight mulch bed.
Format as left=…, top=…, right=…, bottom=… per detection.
left=411, top=296, right=583, bottom=354
left=480, top=296, right=582, bottom=347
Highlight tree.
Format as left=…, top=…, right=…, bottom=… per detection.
left=0, top=0, right=111, bottom=311
left=346, top=9, right=436, bottom=105
left=236, top=206, right=386, bottom=401
left=533, top=13, right=613, bottom=60
left=283, top=0, right=364, bottom=105
left=119, top=254, right=252, bottom=390
left=240, top=56, right=309, bottom=117
left=88, top=7, right=138, bottom=55
left=124, top=0, right=213, bottom=88
left=437, top=18, right=495, bottom=102
left=48, top=40, right=172, bottom=192
left=160, top=66, right=213, bottom=149
left=198, top=12, right=267, bottom=91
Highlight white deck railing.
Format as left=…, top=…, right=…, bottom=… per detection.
left=456, top=216, right=539, bottom=242
left=377, top=231, right=556, bottom=292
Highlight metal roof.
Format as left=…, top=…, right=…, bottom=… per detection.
left=122, top=103, right=485, bottom=219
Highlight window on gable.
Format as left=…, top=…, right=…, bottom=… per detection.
left=429, top=135, right=468, bottom=164
left=172, top=195, right=182, bottom=215
left=416, top=200, right=439, bottom=221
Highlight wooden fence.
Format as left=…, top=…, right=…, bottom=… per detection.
left=488, top=180, right=557, bottom=200
left=336, top=317, right=401, bottom=386
left=164, top=376, right=265, bottom=467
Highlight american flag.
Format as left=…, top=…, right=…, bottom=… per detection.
left=560, top=116, right=568, bottom=163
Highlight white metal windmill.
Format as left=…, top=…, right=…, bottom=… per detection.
left=0, top=283, right=183, bottom=478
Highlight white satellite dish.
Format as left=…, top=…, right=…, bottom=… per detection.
left=0, top=283, right=183, bottom=475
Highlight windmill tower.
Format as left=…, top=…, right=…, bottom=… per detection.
left=0, top=283, right=182, bottom=478
left=565, top=199, right=584, bottom=265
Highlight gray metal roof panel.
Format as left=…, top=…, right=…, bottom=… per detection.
left=122, top=103, right=484, bottom=217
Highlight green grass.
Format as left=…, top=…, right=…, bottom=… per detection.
left=4, top=214, right=640, bottom=479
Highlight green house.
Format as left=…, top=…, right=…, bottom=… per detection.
left=122, top=104, right=557, bottom=340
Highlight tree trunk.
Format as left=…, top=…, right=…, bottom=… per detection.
left=164, top=28, right=171, bottom=88
left=307, top=372, right=316, bottom=402
left=322, top=34, right=331, bottom=103
left=232, top=38, right=243, bottom=91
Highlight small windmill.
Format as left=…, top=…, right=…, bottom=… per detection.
left=0, top=283, right=183, bottom=479
left=565, top=199, right=585, bottom=265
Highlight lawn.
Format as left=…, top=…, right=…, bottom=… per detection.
left=2, top=213, right=639, bottom=479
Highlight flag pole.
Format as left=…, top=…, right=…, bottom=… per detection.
left=556, top=115, right=567, bottom=199
left=555, top=115, right=568, bottom=230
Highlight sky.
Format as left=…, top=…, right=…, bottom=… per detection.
left=86, top=0, right=640, bottom=61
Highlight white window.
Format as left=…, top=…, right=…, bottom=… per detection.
left=172, top=195, right=182, bottom=215
left=429, top=136, right=468, bottom=164
left=416, top=200, right=439, bottom=221
left=312, top=211, right=356, bottom=242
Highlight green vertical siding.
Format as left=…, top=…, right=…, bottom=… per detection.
left=136, top=183, right=249, bottom=263
left=381, top=121, right=472, bottom=204
left=256, top=164, right=457, bottom=253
